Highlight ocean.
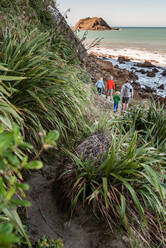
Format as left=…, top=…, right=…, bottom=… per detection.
left=76, top=27, right=166, bottom=98
left=77, top=27, right=166, bottom=51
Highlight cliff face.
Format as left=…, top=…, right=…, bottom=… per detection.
left=73, top=17, right=117, bottom=31
left=0, top=0, right=87, bottom=63
left=48, top=6, right=87, bottom=62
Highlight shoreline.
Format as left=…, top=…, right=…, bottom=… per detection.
left=87, top=47, right=166, bottom=99
left=86, top=40, right=166, bottom=54
left=88, top=47, right=166, bottom=67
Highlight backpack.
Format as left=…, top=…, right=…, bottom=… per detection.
left=123, top=84, right=131, bottom=97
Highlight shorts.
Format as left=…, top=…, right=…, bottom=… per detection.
left=107, top=89, right=113, bottom=93
left=122, top=97, right=129, bottom=104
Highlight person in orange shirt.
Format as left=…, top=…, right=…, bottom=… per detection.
left=106, top=76, right=115, bottom=100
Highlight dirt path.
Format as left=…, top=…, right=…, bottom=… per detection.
left=26, top=168, right=127, bottom=248
left=25, top=92, right=128, bottom=248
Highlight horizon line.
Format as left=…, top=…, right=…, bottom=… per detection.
left=71, top=25, right=166, bottom=28
left=113, top=26, right=166, bottom=28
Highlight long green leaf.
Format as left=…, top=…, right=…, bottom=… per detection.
left=0, top=76, right=27, bottom=81
left=102, top=177, right=109, bottom=209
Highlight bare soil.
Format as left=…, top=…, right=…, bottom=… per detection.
left=26, top=169, right=128, bottom=248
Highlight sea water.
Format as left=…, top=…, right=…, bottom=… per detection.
left=76, top=27, right=166, bottom=97
left=76, top=27, right=166, bottom=55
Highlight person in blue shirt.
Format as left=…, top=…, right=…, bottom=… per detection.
left=95, top=77, right=105, bottom=95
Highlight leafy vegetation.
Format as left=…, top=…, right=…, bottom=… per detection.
left=0, top=0, right=55, bottom=28
left=36, top=237, right=63, bottom=248
left=61, top=103, right=166, bottom=247
left=29, top=0, right=55, bottom=28
left=1, top=0, right=166, bottom=247
left=0, top=124, right=59, bottom=248
left=116, top=101, right=166, bottom=151
left=0, top=26, right=90, bottom=148
left=0, top=1, right=91, bottom=247
left=0, top=124, right=41, bottom=248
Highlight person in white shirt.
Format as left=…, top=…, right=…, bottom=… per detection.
left=121, top=80, right=133, bottom=111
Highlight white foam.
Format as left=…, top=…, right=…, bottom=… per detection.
left=88, top=47, right=166, bottom=98
left=88, top=47, right=166, bottom=67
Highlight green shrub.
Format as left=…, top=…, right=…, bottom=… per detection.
left=61, top=131, right=166, bottom=247
left=29, top=0, right=54, bottom=28
left=0, top=124, right=42, bottom=248
left=114, top=102, right=166, bottom=151
left=36, top=237, right=63, bottom=248
left=0, top=29, right=90, bottom=148
left=50, top=33, right=79, bottom=64
left=0, top=123, right=59, bottom=248
left=0, top=0, right=13, bottom=8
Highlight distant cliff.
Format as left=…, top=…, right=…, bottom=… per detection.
left=73, top=17, right=119, bottom=31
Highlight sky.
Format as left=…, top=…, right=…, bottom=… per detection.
left=57, top=0, right=166, bottom=27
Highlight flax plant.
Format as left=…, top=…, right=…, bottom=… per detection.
left=61, top=129, right=166, bottom=247
left=0, top=28, right=90, bottom=148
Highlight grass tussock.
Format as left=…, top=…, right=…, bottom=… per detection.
left=0, top=24, right=90, bottom=148
left=60, top=102, right=166, bottom=247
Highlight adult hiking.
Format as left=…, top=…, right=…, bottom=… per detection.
left=95, top=77, right=105, bottom=95
left=121, top=80, right=133, bottom=111
left=106, top=76, right=115, bottom=100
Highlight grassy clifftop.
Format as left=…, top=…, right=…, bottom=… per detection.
left=0, top=0, right=91, bottom=147
left=0, top=0, right=55, bottom=28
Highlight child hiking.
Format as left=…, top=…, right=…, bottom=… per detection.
left=113, top=91, right=120, bottom=112
left=95, top=77, right=105, bottom=95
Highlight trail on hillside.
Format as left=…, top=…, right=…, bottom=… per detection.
left=26, top=171, right=127, bottom=248
left=26, top=92, right=127, bottom=248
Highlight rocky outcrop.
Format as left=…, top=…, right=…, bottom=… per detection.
left=158, top=84, right=164, bottom=90
left=84, top=55, right=112, bottom=83
left=137, top=69, right=146, bottom=74
left=118, top=56, right=130, bottom=64
left=152, top=68, right=159, bottom=73
left=147, top=71, right=156, bottom=77
left=134, top=61, right=155, bottom=68
left=85, top=53, right=166, bottom=103
left=73, top=17, right=118, bottom=31
left=84, top=54, right=139, bottom=93
left=162, top=70, right=166, bottom=76
left=95, top=59, right=114, bottom=72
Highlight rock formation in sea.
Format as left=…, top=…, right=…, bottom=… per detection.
left=73, top=17, right=118, bottom=31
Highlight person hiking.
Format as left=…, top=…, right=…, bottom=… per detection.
left=106, top=76, right=115, bottom=100
left=113, top=91, right=120, bottom=112
left=121, top=80, right=133, bottom=111
left=95, top=77, right=105, bottom=95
